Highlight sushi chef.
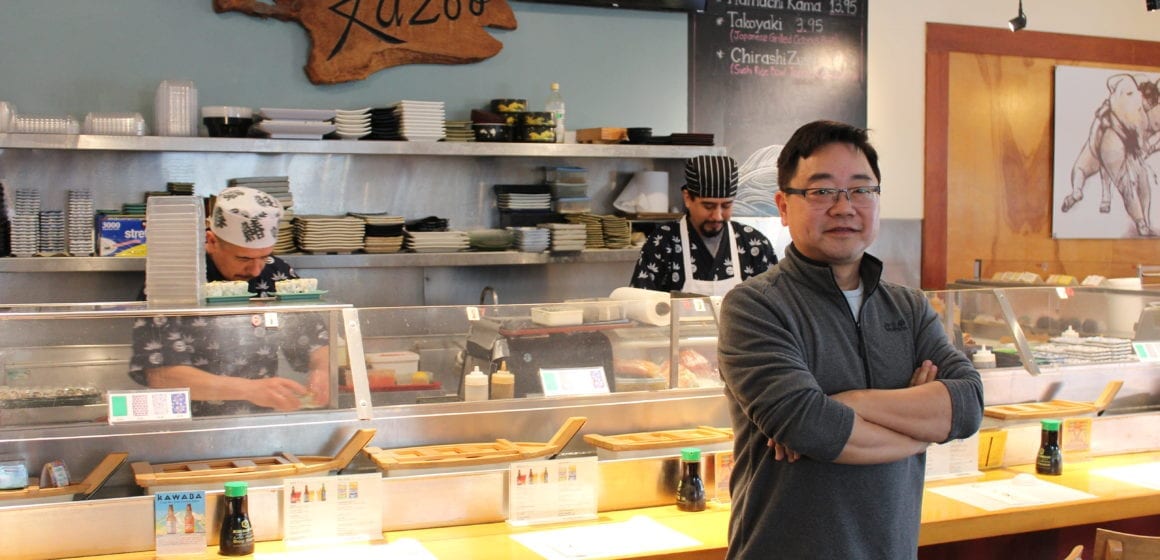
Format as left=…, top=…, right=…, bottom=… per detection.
left=629, top=155, right=777, bottom=296
left=128, top=187, right=329, bottom=415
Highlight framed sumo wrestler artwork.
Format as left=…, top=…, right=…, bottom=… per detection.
left=1053, top=65, right=1160, bottom=239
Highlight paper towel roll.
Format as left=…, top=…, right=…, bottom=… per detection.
left=613, top=171, right=669, bottom=214
left=610, top=287, right=671, bottom=326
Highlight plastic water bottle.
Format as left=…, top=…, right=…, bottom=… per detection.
left=545, top=83, right=566, bottom=143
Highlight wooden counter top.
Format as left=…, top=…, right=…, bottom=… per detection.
left=71, top=451, right=1160, bottom=559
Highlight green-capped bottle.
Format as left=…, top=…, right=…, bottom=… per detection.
left=219, top=481, right=254, bottom=555
left=676, top=447, right=706, bottom=512
left=1036, top=419, right=1063, bottom=476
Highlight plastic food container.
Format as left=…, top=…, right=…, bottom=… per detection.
left=516, top=112, right=554, bottom=126
left=489, top=99, right=527, bottom=114
left=531, top=306, right=584, bottom=326
left=518, top=125, right=555, bottom=143
left=473, top=123, right=511, bottom=142
left=365, top=351, right=420, bottom=384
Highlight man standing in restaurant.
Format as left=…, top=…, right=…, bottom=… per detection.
left=718, top=121, right=983, bottom=559
left=129, top=186, right=329, bottom=415
left=629, top=155, right=777, bottom=296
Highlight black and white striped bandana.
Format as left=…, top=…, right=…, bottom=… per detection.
left=683, top=155, right=738, bottom=198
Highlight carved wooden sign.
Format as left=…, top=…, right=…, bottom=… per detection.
left=213, top=0, right=518, bottom=85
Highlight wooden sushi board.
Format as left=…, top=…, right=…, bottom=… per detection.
left=984, top=381, right=1123, bottom=420
left=576, top=128, right=627, bottom=144
left=0, top=452, right=127, bottom=502
left=364, top=417, right=586, bottom=471
left=132, top=428, right=375, bottom=488
left=584, top=426, right=733, bottom=452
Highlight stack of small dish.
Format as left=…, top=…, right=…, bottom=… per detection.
left=37, top=210, right=66, bottom=256
left=467, top=229, right=515, bottom=251
left=601, top=215, right=631, bottom=249
left=564, top=214, right=606, bottom=249
left=67, top=190, right=95, bottom=256
left=253, top=108, right=336, bottom=140
left=0, top=184, right=10, bottom=256
left=10, top=189, right=40, bottom=257
left=403, top=230, right=470, bottom=253
left=350, top=212, right=405, bottom=254
left=292, top=215, right=365, bottom=254
left=443, top=120, right=473, bottom=142
left=506, top=227, right=550, bottom=253
left=334, top=108, right=371, bottom=140
left=541, top=223, right=587, bottom=252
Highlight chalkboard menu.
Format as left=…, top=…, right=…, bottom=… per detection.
left=689, top=0, right=868, bottom=165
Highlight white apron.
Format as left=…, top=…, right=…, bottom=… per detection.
left=680, top=218, right=741, bottom=297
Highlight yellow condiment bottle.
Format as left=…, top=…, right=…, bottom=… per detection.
left=491, top=361, right=515, bottom=399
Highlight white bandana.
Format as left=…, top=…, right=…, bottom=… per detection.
left=210, top=186, right=283, bottom=249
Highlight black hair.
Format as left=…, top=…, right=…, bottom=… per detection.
left=776, top=120, right=881, bottom=189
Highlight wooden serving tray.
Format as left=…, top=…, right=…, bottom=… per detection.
left=576, top=128, right=627, bottom=144
left=583, top=426, right=733, bottom=452
left=364, top=416, right=586, bottom=471
left=984, top=381, right=1123, bottom=420
left=0, top=452, right=128, bottom=502
left=132, top=428, right=375, bottom=488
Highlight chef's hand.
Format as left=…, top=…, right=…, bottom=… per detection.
left=910, top=360, right=938, bottom=387
left=767, top=438, right=801, bottom=462
left=306, top=367, right=330, bottom=407
left=245, top=377, right=310, bottom=411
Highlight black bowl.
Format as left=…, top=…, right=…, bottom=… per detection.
left=204, top=116, right=253, bottom=138
left=627, top=127, right=653, bottom=144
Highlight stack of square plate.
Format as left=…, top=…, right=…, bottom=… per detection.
left=292, top=215, right=365, bottom=254
left=498, top=192, right=551, bottom=211
left=334, top=108, right=371, bottom=140
left=11, top=190, right=40, bottom=257
left=601, top=215, right=631, bottom=249
left=565, top=214, right=606, bottom=249
left=507, top=227, right=550, bottom=253
left=254, top=108, right=337, bottom=140
left=467, top=229, right=515, bottom=251
left=366, top=100, right=446, bottom=142
left=541, top=223, right=587, bottom=252
left=144, top=196, right=205, bottom=305
left=350, top=212, right=405, bottom=254
left=67, top=190, right=95, bottom=256
left=228, top=176, right=296, bottom=254
left=403, top=230, right=470, bottom=253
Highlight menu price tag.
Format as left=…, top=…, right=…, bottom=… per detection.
left=924, top=433, right=981, bottom=480
left=507, top=456, right=598, bottom=527
left=538, top=367, right=610, bottom=397
left=713, top=451, right=733, bottom=503
left=282, top=473, right=383, bottom=547
left=108, top=389, right=191, bottom=424
left=154, top=490, right=207, bottom=556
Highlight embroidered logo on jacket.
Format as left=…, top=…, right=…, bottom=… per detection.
left=883, top=318, right=908, bottom=332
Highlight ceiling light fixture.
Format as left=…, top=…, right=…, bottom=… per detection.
left=1009, top=0, right=1027, bottom=31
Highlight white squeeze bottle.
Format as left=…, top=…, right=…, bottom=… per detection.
left=545, top=82, right=566, bottom=143
left=491, top=360, right=515, bottom=399
left=464, top=366, right=489, bottom=402
left=972, top=346, right=997, bottom=369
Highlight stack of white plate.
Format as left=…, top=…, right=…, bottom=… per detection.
left=507, top=227, right=550, bottom=253
left=541, top=223, right=587, bottom=252
left=228, top=176, right=295, bottom=254
left=498, top=192, right=551, bottom=211
left=403, top=230, right=470, bottom=253
left=37, top=211, right=65, bottom=255
left=334, top=108, right=371, bottom=140
left=67, top=190, right=95, bottom=256
left=254, top=108, right=337, bottom=140
left=10, top=190, right=40, bottom=257
left=293, top=215, right=365, bottom=253
left=145, top=196, right=205, bottom=305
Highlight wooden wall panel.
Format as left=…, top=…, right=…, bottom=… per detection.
left=924, top=24, right=1160, bottom=289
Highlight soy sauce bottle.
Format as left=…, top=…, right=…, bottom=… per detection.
left=1036, top=419, right=1063, bottom=476
left=676, top=447, right=706, bottom=512
left=219, top=481, right=254, bottom=556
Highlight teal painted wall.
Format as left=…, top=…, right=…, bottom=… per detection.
left=0, top=0, right=688, bottom=134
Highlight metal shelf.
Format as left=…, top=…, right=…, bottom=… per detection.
left=0, top=134, right=722, bottom=159
left=0, top=248, right=642, bottom=273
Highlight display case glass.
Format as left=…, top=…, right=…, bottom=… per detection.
left=0, top=301, right=353, bottom=427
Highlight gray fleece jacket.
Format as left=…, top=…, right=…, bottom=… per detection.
left=718, top=245, right=984, bottom=560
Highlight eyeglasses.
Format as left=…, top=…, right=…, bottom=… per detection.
left=781, top=186, right=881, bottom=208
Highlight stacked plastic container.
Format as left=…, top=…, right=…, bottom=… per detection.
left=67, top=190, right=95, bottom=256
left=144, top=196, right=205, bottom=305
left=10, top=189, right=40, bottom=257
left=547, top=166, right=590, bottom=214
left=154, top=80, right=198, bottom=137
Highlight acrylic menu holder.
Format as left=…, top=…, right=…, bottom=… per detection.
left=507, top=456, right=598, bottom=527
